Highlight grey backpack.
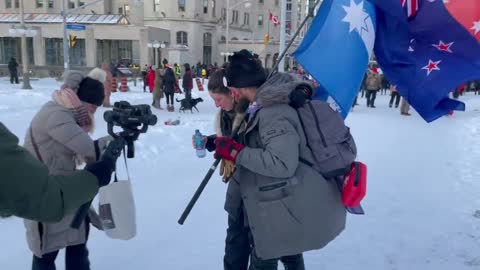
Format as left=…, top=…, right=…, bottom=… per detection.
left=297, top=100, right=357, bottom=178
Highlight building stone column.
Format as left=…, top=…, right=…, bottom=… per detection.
left=85, top=27, right=96, bottom=67
left=32, top=26, right=45, bottom=66
left=139, top=28, right=151, bottom=66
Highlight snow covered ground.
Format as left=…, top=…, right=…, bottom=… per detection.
left=1, top=78, right=479, bottom=270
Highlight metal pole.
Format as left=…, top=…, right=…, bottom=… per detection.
left=19, top=0, right=31, bottom=89
left=278, top=0, right=287, bottom=72
left=62, top=0, right=69, bottom=70
left=226, top=0, right=230, bottom=59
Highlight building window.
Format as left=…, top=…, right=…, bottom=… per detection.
left=203, top=0, right=208, bottom=14
left=79, top=0, right=85, bottom=6
left=244, top=12, right=250, bottom=25
left=15, top=0, right=19, bottom=8
left=178, top=0, right=185, bottom=12
left=118, top=7, right=123, bottom=15
left=176, top=31, right=188, bottom=46
left=6, top=0, right=12, bottom=8
left=0, top=37, right=33, bottom=65
left=203, top=33, right=212, bottom=66
left=221, top=8, right=226, bottom=22
left=154, top=0, right=161, bottom=11
left=45, top=38, right=64, bottom=66
left=36, top=0, right=43, bottom=8
left=259, top=0, right=264, bottom=3
left=68, top=0, right=75, bottom=9
left=231, top=10, right=239, bottom=24
left=96, top=40, right=134, bottom=66
left=212, top=0, right=216, bottom=17
left=258, top=14, right=264, bottom=26
left=275, top=0, right=279, bottom=6
left=48, top=0, right=53, bottom=8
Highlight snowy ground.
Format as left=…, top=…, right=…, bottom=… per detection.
left=1, top=78, right=479, bottom=270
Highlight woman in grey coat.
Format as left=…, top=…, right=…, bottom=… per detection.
left=23, top=71, right=111, bottom=270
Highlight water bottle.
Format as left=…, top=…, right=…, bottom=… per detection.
left=194, top=129, right=206, bottom=158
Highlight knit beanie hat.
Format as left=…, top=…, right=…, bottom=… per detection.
left=76, top=77, right=105, bottom=106
left=62, top=70, right=85, bottom=90
left=88, top=68, right=107, bottom=83
left=226, top=49, right=266, bottom=88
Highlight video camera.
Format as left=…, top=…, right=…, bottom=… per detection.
left=71, top=101, right=157, bottom=229
left=104, top=101, right=157, bottom=158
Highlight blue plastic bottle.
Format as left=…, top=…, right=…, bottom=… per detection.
left=194, top=129, right=206, bottom=158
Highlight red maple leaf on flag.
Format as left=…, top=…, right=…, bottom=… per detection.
left=444, top=0, right=480, bottom=41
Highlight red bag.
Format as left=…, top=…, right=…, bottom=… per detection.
left=342, top=162, right=367, bottom=208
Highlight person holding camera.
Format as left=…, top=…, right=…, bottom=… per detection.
left=23, top=70, right=112, bottom=270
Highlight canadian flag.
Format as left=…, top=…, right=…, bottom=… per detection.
left=269, top=11, right=280, bottom=26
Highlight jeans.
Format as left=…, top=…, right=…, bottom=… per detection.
left=366, top=90, right=377, bottom=107
left=224, top=210, right=251, bottom=270
left=10, top=72, right=19, bottom=84
left=32, top=244, right=90, bottom=270
left=249, top=252, right=305, bottom=270
left=389, top=92, right=401, bottom=107
left=165, top=92, right=174, bottom=105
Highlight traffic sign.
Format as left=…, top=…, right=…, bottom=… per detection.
left=66, top=24, right=86, bottom=31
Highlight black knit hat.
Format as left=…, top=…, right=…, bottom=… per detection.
left=76, top=77, right=105, bottom=106
left=226, top=49, right=266, bottom=88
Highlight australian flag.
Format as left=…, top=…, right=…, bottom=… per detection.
left=293, top=0, right=376, bottom=118
left=372, top=0, right=480, bottom=122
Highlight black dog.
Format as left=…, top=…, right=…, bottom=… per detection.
left=176, top=97, right=204, bottom=113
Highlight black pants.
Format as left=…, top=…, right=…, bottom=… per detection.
left=366, top=90, right=377, bottom=107
left=32, top=244, right=90, bottom=270
left=165, top=92, right=174, bottom=105
left=224, top=211, right=251, bottom=270
left=184, top=88, right=192, bottom=100
left=250, top=252, right=305, bottom=270
left=389, top=92, right=401, bottom=107
left=10, top=72, right=18, bottom=84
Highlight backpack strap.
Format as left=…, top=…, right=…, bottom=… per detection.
left=29, top=126, right=44, bottom=163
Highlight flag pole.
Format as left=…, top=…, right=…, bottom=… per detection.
left=267, top=10, right=270, bottom=44
left=270, top=0, right=322, bottom=75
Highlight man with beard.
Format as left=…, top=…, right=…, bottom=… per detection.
left=214, top=50, right=346, bottom=269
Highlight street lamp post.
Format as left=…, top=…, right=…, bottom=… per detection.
left=19, top=0, right=31, bottom=89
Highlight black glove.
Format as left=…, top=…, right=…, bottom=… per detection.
left=205, top=135, right=217, bottom=152
left=86, top=137, right=126, bottom=187
left=289, top=85, right=313, bottom=109
left=84, top=158, right=115, bottom=187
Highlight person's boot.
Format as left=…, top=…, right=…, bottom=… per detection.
left=389, top=104, right=393, bottom=108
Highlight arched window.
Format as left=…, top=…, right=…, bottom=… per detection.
left=176, top=31, right=188, bottom=46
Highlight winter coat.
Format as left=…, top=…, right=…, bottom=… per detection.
left=153, top=69, right=165, bottom=99
left=8, top=59, right=18, bottom=74
left=182, top=70, right=194, bottom=91
left=365, top=72, right=382, bottom=91
left=163, top=68, right=176, bottom=94
left=227, top=73, right=346, bottom=260
left=146, top=70, right=156, bottom=93
left=0, top=122, right=98, bottom=222
left=23, top=101, right=101, bottom=257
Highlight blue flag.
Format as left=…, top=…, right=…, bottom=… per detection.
left=293, top=0, right=377, bottom=118
left=371, top=0, right=480, bottom=122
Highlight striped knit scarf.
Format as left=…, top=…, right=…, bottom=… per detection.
left=52, top=88, right=94, bottom=133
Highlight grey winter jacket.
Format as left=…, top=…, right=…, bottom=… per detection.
left=226, top=73, right=346, bottom=260
left=23, top=101, right=100, bottom=257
